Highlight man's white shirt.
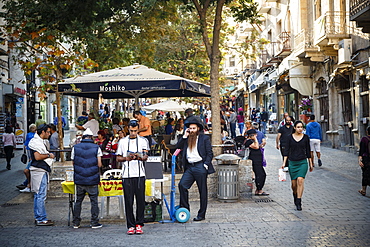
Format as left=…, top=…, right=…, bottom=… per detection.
left=116, top=136, right=149, bottom=178
left=83, top=119, right=99, bottom=136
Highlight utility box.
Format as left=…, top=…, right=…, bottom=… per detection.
left=338, top=39, right=352, bottom=64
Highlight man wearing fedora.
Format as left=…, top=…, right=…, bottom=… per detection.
left=176, top=116, right=214, bottom=221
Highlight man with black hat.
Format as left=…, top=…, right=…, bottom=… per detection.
left=176, top=116, right=214, bottom=221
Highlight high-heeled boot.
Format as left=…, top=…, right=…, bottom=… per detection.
left=296, top=198, right=302, bottom=211
left=293, top=193, right=297, bottom=206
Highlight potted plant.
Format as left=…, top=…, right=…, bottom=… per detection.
left=299, top=98, right=312, bottom=114
left=299, top=98, right=312, bottom=124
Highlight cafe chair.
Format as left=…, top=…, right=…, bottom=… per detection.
left=102, top=169, right=122, bottom=179
left=152, top=120, right=161, bottom=129
left=100, top=169, right=124, bottom=219
left=161, top=140, right=173, bottom=172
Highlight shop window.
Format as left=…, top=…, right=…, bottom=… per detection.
left=360, top=76, right=369, bottom=118
left=229, top=56, right=235, bottom=67
left=362, top=94, right=369, bottom=118
left=317, top=78, right=329, bottom=130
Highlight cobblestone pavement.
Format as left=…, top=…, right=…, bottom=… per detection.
left=0, top=134, right=369, bottom=247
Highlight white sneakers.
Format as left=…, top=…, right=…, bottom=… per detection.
left=20, top=187, right=31, bottom=193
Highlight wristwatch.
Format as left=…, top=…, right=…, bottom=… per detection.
left=47, top=153, right=50, bottom=158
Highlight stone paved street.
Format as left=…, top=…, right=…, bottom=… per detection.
left=0, top=134, right=369, bottom=247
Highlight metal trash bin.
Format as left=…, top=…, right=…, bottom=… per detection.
left=215, top=154, right=241, bottom=202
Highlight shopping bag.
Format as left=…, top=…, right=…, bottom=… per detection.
left=278, top=168, right=286, bottom=182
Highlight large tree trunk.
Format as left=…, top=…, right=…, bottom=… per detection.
left=192, top=0, right=225, bottom=156
left=209, top=59, right=222, bottom=155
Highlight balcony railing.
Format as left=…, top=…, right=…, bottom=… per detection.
left=263, top=32, right=292, bottom=63
left=276, top=31, right=291, bottom=55
left=294, top=29, right=318, bottom=53
left=314, top=11, right=349, bottom=45
left=260, top=50, right=271, bottom=65
left=350, top=0, right=370, bottom=19
left=265, top=42, right=278, bottom=58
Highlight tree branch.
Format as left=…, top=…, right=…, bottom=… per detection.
left=211, top=0, right=226, bottom=62
left=192, top=0, right=212, bottom=59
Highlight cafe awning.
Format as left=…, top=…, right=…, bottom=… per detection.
left=248, top=72, right=266, bottom=92
left=289, top=63, right=313, bottom=96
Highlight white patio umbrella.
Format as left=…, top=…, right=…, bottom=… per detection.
left=141, top=100, right=186, bottom=113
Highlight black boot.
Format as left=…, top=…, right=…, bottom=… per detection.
left=6, top=164, right=11, bottom=170
left=293, top=193, right=297, bottom=206
left=296, top=198, right=302, bottom=211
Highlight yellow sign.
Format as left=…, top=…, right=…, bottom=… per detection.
left=61, top=179, right=152, bottom=197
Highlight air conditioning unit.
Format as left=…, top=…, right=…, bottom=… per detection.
left=338, top=39, right=352, bottom=64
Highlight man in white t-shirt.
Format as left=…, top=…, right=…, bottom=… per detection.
left=75, top=113, right=99, bottom=137
left=116, top=119, right=149, bottom=235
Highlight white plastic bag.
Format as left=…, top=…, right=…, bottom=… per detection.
left=278, top=168, right=286, bottom=182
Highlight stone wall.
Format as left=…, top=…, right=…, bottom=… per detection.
left=49, top=161, right=73, bottom=198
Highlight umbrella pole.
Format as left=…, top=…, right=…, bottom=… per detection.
left=135, top=95, right=139, bottom=111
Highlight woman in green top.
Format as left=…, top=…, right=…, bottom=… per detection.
left=282, top=120, right=314, bottom=211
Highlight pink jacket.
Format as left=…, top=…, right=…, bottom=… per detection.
left=3, top=133, right=16, bottom=147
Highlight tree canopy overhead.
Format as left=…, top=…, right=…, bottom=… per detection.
left=1, top=0, right=180, bottom=71
left=1, top=0, right=260, bottom=152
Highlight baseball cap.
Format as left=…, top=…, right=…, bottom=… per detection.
left=83, top=128, right=93, bottom=136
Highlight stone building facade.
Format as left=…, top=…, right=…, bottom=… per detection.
left=246, top=0, right=370, bottom=153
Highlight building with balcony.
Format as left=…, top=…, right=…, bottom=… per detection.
left=350, top=0, right=370, bottom=33
left=246, top=0, right=370, bottom=153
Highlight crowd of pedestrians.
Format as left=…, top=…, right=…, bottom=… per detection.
left=4, top=103, right=370, bottom=235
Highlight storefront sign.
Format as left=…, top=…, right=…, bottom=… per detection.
left=15, top=129, right=24, bottom=149
left=14, top=87, right=26, bottom=95
left=15, top=102, right=22, bottom=117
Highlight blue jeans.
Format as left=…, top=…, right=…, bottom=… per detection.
left=238, top=123, right=244, bottom=135
left=34, top=172, right=48, bottom=222
left=230, top=122, right=237, bottom=138
left=73, top=185, right=99, bottom=226
left=261, top=121, right=267, bottom=134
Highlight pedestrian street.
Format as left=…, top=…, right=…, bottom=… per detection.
left=0, top=134, right=369, bottom=247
